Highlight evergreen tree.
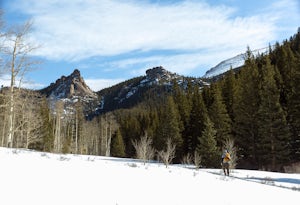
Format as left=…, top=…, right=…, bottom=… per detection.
left=40, top=97, right=54, bottom=152
left=272, top=37, right=300, bottom=163
left=155, top=96, right=183, bottom=160
left=221, top=68, right=238, bottom=120
left=196, top=116, right=218, bottom=168
left=257, top=57, right=291, bottom=170
left=274, top=44, right=297, bottom=108
left=233, top=48, right=261, bottom=168
left=117, top=110, right=142, bottom=157
left=287, top=55, right=300, bottom=162
left=208, top=83, right=232, bottom=147
left=172, top=80, right=192, bottom=154
left=185, top=87, right=208, bottom=154
left=111, top=129, right=126, bottom=157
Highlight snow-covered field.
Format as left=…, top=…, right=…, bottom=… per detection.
left=0, top=147, right=299, bottom=205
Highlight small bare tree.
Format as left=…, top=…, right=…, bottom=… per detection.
left=223, top=138, right=238, bottom=169
left=181, top=153, right=193, bottom=167
left=194, top=151, right=202, bottom=170
left=158, top=138, right=176, bottom=168
left=132, top=133, right=155, bottom=165
left=53, top=101, right=64, bottom=153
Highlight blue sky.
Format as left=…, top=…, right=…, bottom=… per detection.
left=1, top=0, right=299, bottom=91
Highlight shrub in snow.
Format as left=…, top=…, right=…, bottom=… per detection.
left=132, top=133, right=155, bottom=165
left=158, top=138, right=176, bottom=168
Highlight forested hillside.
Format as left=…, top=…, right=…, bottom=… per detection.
left=109, top=31, right=300, bottom=171
left=1, top=26, right=299, bottom=171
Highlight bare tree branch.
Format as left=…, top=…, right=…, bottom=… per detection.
left=158, top=138, right=176, bottom=168
left=132, top=132, right=155, bottom=165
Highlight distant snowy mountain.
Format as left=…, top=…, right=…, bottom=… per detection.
left=0, top=147, right=299, bottom=205
left=203, top=47, right=271, bottom=78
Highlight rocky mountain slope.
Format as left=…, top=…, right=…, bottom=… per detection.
left=96, top=66, right=208, bottom=113
left=38, top=66, right=209, bottom=115
left=39, top=69, right=100, bottom=115
left=40, top=69, right=97, bottom=100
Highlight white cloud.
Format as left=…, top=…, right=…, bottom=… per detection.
left=0, top=74, right=44, bottom=90
left=6, top=0, right=299, bottom=82
left=10, top=0, right=280, bottom=61
left=85, top=78, right=125, bottom=91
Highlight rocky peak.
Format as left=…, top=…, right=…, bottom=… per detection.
left=145, top=66, right=179, bottom=83
left=40, top=69, right=97, bottom=100
left=69, top=69, right=82, bottom=80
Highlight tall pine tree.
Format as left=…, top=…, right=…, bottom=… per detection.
left=257, top=57, right=291, bottom=171
left=111, top=129, right=126, bottom=157
left=208, top=83, right=232, bottom=147
left=185, top=87, right=208, bottom=154
left=233, top=48, right=261, bottom=168
left=286, top=52, right=300, bottom=162
left=196, top=116, right=218, bottom=168
left=155, top=96, right=183, bottom=159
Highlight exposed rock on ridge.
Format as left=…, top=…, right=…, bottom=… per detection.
left=41, top=69, right=97, bottom=100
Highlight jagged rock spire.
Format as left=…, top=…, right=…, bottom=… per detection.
left=40, top=69, right=96, bottom=99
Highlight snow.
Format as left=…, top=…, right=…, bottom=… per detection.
left=0, top=147, right=299, bottom=205
left=203, top=46, right=272, bottom=78
left=203, top=53, right=245, bottom=78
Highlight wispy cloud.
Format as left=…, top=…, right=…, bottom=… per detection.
left=10, top=0, right=281, bottom=59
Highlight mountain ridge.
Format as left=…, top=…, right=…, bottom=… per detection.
left=38, top=66, right=209, bottom=115
left=38, top=47, right=271, bottom=114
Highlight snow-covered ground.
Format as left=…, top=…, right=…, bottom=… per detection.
left=0, top=147, right=299, bottom=205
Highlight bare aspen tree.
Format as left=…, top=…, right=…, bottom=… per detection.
left=68, top=101, right=84, bottom=154
left=106, top=113, right=118, bottom=156
left=132, top=133, right=155, bottom=165
left=223, top=138, right=238, bottom=169
left=158, top=138, right=176, bottom=168
left=2, top=21, right=39, bottom=148
left=99, top=116, right=107, bottom=155
left=91, top=119, right=101, bottom=155
left=0, top=89, right=9, bottom=146
left=23, top=92, right=44, bottom=149
left=81, top=118, right=100, bottom=155
left=0, top=89, right=42, bottom=148
left=0, top=11, right=6, bottom=145
left=99, top=112, right=118, bottom=156
left=53, top=101, right=64, bottom=153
